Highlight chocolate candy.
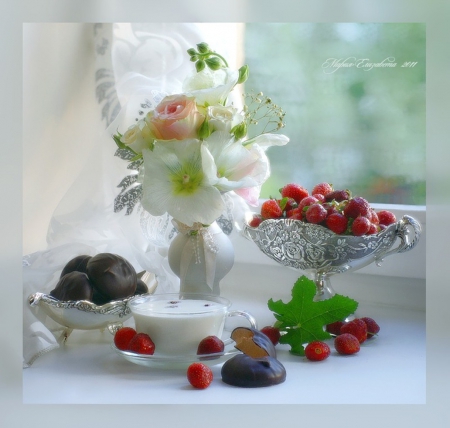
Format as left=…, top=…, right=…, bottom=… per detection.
left=134, top=278, right=149, bottom=296
left=221, top=354, right=286, bottom=387
left=231, top=327, right=277, bottom=358
left=50, top=271, right=94, bottom=302
left=86, top=253, right=137, bottom=302
left=60, top=255, right=92, bottom=278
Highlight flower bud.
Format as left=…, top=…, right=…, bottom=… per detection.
left=187, top=48, right=197, bottom=56
left=196, top=42, right=209, bottom=54
left=205, top=57, right=222, bottom=70
left=189, top=55, right=198, bottom=62
left=195, top=60, right=206, bottom=72
left=231, top=121, right=247, bottom=139
left=237, top=65, right=249, bottom=84
left=198, top=118, right=211, bottom=140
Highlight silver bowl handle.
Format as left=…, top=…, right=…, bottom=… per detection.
left=375, top=215, right=421, bottom=264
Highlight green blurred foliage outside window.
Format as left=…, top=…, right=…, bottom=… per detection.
left=243, top=23, right=425, bottom=205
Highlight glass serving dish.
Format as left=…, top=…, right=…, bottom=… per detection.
left=111, top=338, right=239, bottom=370
left=28, top=271, right=157, bottom=340
left=243, top=215, right=421, bottom=300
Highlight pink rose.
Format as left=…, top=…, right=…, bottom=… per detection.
left=147, top=94, right=205, bottom=140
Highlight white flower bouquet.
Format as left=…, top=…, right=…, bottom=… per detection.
left=113, top=42, right=289, bottom=228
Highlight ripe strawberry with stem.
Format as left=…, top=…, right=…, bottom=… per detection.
left=261, top=199, right=283, bottom=219
left=361, top=317, right=380, bottom=338
left=312, top=182, right=333, bottom=198
left=343, top=196, right=371, bottom=219
left=326, top=212, right=348, bottom=234
left=280, top=183, right=309, bottom=203
left=305, top=203, right=327, bottom=224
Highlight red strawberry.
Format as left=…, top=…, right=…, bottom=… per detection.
left=261, top=199, right=283, bottom=219
left=340, top=319, right=368, bottom=343
left=305, top=203, right=327, bottom=224
left=305, top=341, right=331, bottom=361
left=260, top=326, right=281, bottom=346
left=187, top=362, right=213, bottom=389
left=334, top=333, right=360, bottom=355
left=367, top=222, right=379, bottom=235
left=361, top=317, right=380, bottom=338
left=298, top=195, right=319, bottom=213
left=351, top=216, right=371, bottom=236
left=197, top=335, right=225, bottom=355
left=325, top=320, right=345, bottom=336
left=128, top=332, right=155, bottom=355
left=312, top=182, right=333, bottom=198
left=343, top=196, right=371, bottom=219
left=377, top=210, right=396, bottom=226
left=326, top=212, right=348, bottom=234
left=280, top=183, right=309, bottom=203
left=114, top=327, right=137, bottom=351
left=286, top=207, right=303, bottom=220
left=278, top=197, right=297, bottom=213
left=325, top=189, right=351, bottom=203
left=249, top=214, right=263, bottom=228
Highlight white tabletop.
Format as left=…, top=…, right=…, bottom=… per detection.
left=23, top=263, right=426, bottom=404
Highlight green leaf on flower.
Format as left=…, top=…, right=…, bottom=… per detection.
left=268, top=276, right=358, bottom=356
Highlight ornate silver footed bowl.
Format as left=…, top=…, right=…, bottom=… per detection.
left=243, top=215, right=421, bottom=300
left=28, top=271, right=158, bottom=340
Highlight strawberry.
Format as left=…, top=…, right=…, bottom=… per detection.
left=326, top=212, right=348, bottom=234
left=113, top=327, right=137, bottom=351
left=128, top=332, right=155, bottom=355
left=249, top=214, right=263, bottom=228
left=367, top=222, right=379, bottom=235
left=278, top=197, right=297, bottom=213
left=312, top=182, right=333, bottom=198
left=305, top=341, right=331, bottom=361
left=351, top=216, right=371, bottom=236
left=343, top=196, right=371, bottom=219
left=325, top=189, right=351, bottom=203
left=197, top=335, right=225, bottom=355
left=325, top=320, right=345, bottom=336
left=260, top=326, right=281, bottom=345
left=305, top=203, right=327, bottom=224
left=280, top=183, right=309, bottom=203
left=286, top=207, right=303, bottom=220
left=334, top=333, right=360, bottom=355
left=377, top=210, right=396, bottom=226
left=187, top=362, right=213, bottom=389
left=298, top=195, right=319, bottom=213
left=361, top=317, right=380, bottom=338
left=340, top=319, right=368, bottom=343
left=261, top=199, right=283, bottom=219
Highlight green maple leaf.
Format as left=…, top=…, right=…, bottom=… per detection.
left=268, top=275, right=358, bottom=356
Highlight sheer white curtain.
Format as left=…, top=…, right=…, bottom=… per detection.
left=23, top=23, right=244, bottom=366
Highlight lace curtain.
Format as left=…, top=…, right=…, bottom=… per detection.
left=23, top=23, right=245, bottom=367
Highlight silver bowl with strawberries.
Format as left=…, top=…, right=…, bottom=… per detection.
left=243, top=215, right=421, bottom=300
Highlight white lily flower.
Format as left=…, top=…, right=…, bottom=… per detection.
left=243, top=133, right=290, bottom=151
left=140, top=139, right=224, bottom=227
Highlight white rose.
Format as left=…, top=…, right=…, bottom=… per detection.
left=207, top=105, right=243, bottom=133
left=121, top=119, right=154, bottom=154
left=182, top=67, right=239, bottom=106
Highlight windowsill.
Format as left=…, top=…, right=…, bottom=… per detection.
left=23, top=261, right=425, bottom=404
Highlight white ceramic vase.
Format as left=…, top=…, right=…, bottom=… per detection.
left=168, top=221, right=234, bottom=295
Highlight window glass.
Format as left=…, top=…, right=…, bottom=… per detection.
left=243, top=23, right=425, bottom=205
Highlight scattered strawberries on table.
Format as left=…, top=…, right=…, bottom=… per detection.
left=197, top=336, right=225, bottom=355
left=187, top=362, right=214, bottom=389
left=340, top=319, right=368, bottom=343
left=334, top=333, right=361, bottom=355
left=250, top=182, right=397, bottom=236
left=260, top=326, right=281, bottom=346
left=113, top=327, right=137, bottom=351
left=305, top=341, right=331, bottom=361
left=127, top=332, right=156, bottom=355
left=361, top=317, right=381, bottom=338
